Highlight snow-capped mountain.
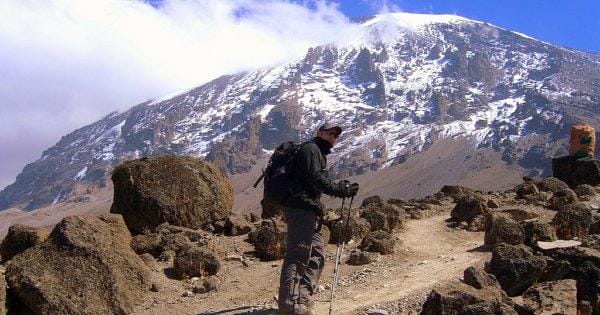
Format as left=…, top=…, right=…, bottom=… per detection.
left=2, top=13, right=599, bottom=211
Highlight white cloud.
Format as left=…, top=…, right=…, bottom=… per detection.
left=0, top=0, right=362, bottom=189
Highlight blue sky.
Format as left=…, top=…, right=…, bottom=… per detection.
left=334, top=0, right=599, bottom=53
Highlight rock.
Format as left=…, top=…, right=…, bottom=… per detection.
left=173, top=245, right=221, bottom=279
left=522, top=221, right=557, bottom=247
left=467, top=215, right=487, bottom=232
left=538, top=177, right=570, bottom=193
left=548, top=188, right=579, bottom=210
left=420, top=281, right=516, bottom=315
left=150, top=282, right=162, bottom=292
left=140, top=253, right=157, bottom=270
left=327, top=212, right=370, bottom=244
left=247, top=219, right=287, bottom=261
left=360, top=195, right=384, bottom=208
left=536, top=240, right=581, bottom=250
left=359, top=230, right=396, bottom=255
left=487, top=199, right=500, bottom=208
left=463, top=266, right=500, bottom=289
left=541, top=246, right=600, bottom=268
left=522, top=192, right=551, bottom=206
left=110, top=155, right=233, bottom=234
left=450, top=191, right=488, bottom=223
left=551, top=203, right=593, bottom=239
left=159, top=233, right=194, bottom=254
left=366, top=308, right=389, bottom=315
left=213, top=220, right=226, bottom=234
left=488, top=244, right=547, bottom=296
left=346, top=249, right=379, bottom=265
left=515, top=182, right=540, bottom=199
left=182, top=291, right=194, bottom=297
left=540, top=259, right=573, bottom=282
left=192, top=276, right=219, bottom=294
left=575, top=261, right=600, bottom=314
left=575, top=184, right=597, bottom=197
left=155, top=223, right=209, bottom=242
left=4, top=214, right=152, bottom=314
left=501, top=209, right=539, bottom=222
left=440, top=185, right=475, bottom=200
left=360, top=202, right=405, bottom=232
left=130, top=233, right=162, bottom=257
left=158, top=250, right=176, bottom=262
left=517, top=279, right=577, bottom=315
left=224, top=212, right=254, bottom=236
left=484, top=212, right=524, bottom=247
left=552, top=156, right=600, bottom=187
left=581, top=235, right=600, bottom=251
left=0, top=224, right=49, bottom=262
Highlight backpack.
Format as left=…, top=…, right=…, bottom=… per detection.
left=253, top=141, right=307, bottom=218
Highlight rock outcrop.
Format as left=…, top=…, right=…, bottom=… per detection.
left=484, top=212, right=524, bottom=247
left=551, top=203, right=594, bottom=239
left=552, top=156, right=600, bottom=187
left=488, top=244, right=547, bottom=296
left=450, top=191, right=488, bottom=223
left=5, top=214, right=151, bottom=314
left=516, top=279, right=577, bottom=315
left=0, top=224, right=49, bottom=262
left=110, top=155, right=233, bottom=234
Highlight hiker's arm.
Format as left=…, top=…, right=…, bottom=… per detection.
left=297, top=146, right=343, bottom=197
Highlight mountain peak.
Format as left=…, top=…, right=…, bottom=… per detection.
left=361, top=12, right=478, bottom=29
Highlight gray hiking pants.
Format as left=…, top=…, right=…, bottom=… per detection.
left=278, top=207, right=325, bottom=313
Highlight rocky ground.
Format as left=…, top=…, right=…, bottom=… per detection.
left=1, top=155, right=599, bottom=314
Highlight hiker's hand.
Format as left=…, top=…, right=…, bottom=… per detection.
left=338, top=181, right=359, bottom=197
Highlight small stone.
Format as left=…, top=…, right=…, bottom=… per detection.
left=182, top=291, right=194, bottom=297
left=225, top=254, right=243, bottom=262
left=150, top=283, right=161, bottom=292
left=366, top=309, right=389, bottom=315
left=537, top=240, right=582, bottom=250
left=190, top=277, right=200, bottom=282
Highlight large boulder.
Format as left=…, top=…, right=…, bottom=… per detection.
left=110, top=155, right=233, bottom=234
left=420, top=282, right=516, bottom=315
left=450, top=191, right=488, bottom=223
left=484, top=213, right=524, bottom=247
left=488, top=244, right=547, bottom=296
left=360, top=195, right=384, bottom=208
left=360, top=203, right=405, bottom=232
left=247, top=219, right=287, bottom=261
left=5, top=214, right=151, bottom=314
left=551, top=203, right=594, bottom=239
left=463, top=266, right=501, bottom=290
left=574, top=184, right=597, bottom=197
left=173, top=245, right=221, bottom=279
left=521, top=221, right=556, bottom=247
left=440, top=185, right=475, bottom=200
left=515, top=182, right=540, bottom=199
left=576, top=261, right=600, bottom=314
left=548, top=188, right=579, bottom=210
left=538, top=177, right=570, bottom=193
left=552, top=156, right=600, bottom=187
left=359, top=230, right=396, bottom=255
left=0, top=224, right=49, bottom=262
left=516, top=279, right=577, bottom=315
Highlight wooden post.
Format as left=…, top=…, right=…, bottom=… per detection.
left=569, top=123, right=595, bottom=158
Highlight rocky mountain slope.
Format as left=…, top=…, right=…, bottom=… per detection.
left=2, top=13, right=599, bottom=211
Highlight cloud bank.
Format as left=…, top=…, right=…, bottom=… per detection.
left=0, top=0, right=363, bottom=189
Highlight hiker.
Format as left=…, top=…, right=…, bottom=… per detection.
left=278, top=123, right=359, bottom=315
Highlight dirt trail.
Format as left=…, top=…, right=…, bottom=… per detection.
left=133, top=208, right=490, bottom=315
left=315, top=214, right=489, bottom=314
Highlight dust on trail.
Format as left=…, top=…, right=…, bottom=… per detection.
left=133, top=212, right=490, bottom=315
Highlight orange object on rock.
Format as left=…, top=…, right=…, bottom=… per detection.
left=569, top=123, right=596, bottom=158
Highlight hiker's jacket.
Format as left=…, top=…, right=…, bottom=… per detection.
left=284, top=137, right=344, bottom=214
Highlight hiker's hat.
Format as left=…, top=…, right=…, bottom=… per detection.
left=319, top=123, right=342, bottom=136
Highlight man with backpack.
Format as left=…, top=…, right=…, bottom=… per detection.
left=277, top=123, right=359, bottom=315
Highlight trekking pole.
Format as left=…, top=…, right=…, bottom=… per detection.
left=328, top=196, right=354, bottom=315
